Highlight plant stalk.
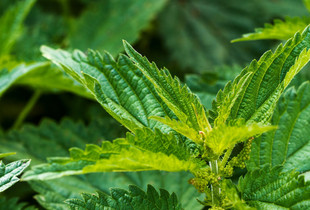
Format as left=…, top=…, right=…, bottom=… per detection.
left=209, top=159, right=220, bottom=205
left=12, top=90, right=41, bottom=130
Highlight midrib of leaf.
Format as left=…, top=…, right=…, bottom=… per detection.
left=279, top=107, right=303, bottom=166
left=108, top=58, right=150, bottom=126
left=45, top=47, right=179, bottom=134
left=249, top=200, right=289, bottom=209
left=213, top=27, right=310, bottom=126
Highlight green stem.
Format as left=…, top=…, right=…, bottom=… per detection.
left=12, top=90, right=41, bottom=130
left=220, top=147, right=233, bottom=168
left=209, top=159, right=220, bottom=205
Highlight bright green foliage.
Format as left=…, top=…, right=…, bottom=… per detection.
left=304, top=0, right=310, bottom=12
left=41, top=46, right=177, bottom=134
left=0, top=62, right=92, bottom=99
left=232, top=17, right=310, bottom=42
left=248, top=81, right=310, bottom=173
left=238, top=166, right=310, bottom=209
left=0, top=0, right=35, bottom=56
left=69, top=0, right=167, bottom=55
left=65, top=184, right=182, bottom=210
left=22, top=127, right=200, bottom=180
left=204, top=123, right=275, bottom=158
left=124, top=41, right=212, bottom=142
left=0, top=159, right=30, bottom=192
left=0, top=153, right=16, bottom=159
left=210, top=27, right=310, bottom=125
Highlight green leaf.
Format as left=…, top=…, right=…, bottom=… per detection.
left=232, top=17, right=310, bottom=42
left=0, top=0, right=35, bottom=56
left=0, top=197, right=28, bottom=210
left=123, top=41, right=211, bottom=141
left=0, top=153, right=16, bottom=159
left=248, top=81, right=310, bottom=173
left=204, top=123, right=275, bottom=158
left=0, top=118, right=200, bottom=209
left=238, top=166, right=310, bottom=209
left=210, top=26, right=310, bottom=125
left=0, top=118, right=122, bottom=165
left=65, top=184, right=183, bottom=210
left=0, top=62, right=92, bottom=99
left=0, top=159, right=30, bottom=192
left=157, top=0, right=309, bottom=72
left=30, top=171, right=202, bottom=210
left=41, top=46, right=177, bottom=134
left=22, top=127, right=201, bottom=181
left=185, top=65, right=242, bottom=109
left=304, top=0, right=310, bottom=12
left=69, top=0, right=167, bottom=55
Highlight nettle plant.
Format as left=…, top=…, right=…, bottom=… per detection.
left=10, top=26, right=310, bottom=209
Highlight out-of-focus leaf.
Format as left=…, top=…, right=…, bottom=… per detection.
left=69, top=0, right=167, bottom=55
left=303, top=0, right=310, bottom=12
left=0, top=118, right=122, bottom=165
left=232, top=17, right=310, bottom=42
left=0, top=0, right=35, bottom=56
left=10, top=0, right=67, bottom=62
left=0, top=153, right=16, bottom=159
left=0, top=197, right=28, bottom=210
left=158, top=0, right=309, bottom=72
left=0, top=62, right=92, bottom=99
left=185, top=65, right=241, bottom=109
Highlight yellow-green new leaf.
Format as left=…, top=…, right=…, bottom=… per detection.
left=150, top=116, right=202, bottom=144
left=22, top=128, right=201, bottom=181
left=232, top=17, right=310, bottom=42
left=205, top=123, right=276, bottom=158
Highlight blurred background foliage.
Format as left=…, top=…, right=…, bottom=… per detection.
left=1, top=0, right=310, bottom=208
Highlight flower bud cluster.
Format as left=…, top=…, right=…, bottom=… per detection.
left=189, top=168, right=220, bottom=192
left=223, top=138, right=253, bottom=177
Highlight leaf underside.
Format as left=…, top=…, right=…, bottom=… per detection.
left=0, top=159, right=30, bottom=192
